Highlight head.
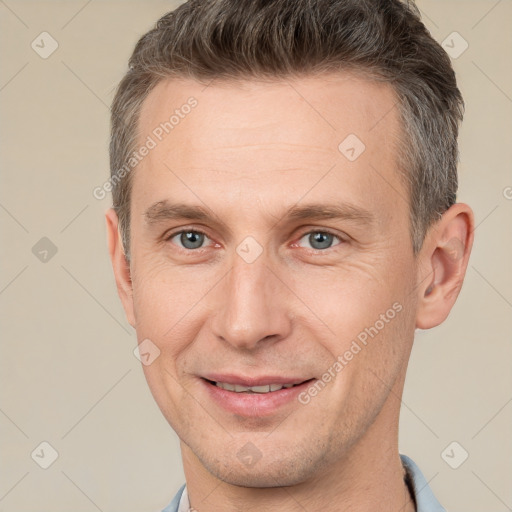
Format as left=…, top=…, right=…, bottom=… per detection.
left=107, top=0, right=474, bottom=489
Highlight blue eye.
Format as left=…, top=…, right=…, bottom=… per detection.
left=170, top=230, right=209, bottom=250
left=298, top=231, right=341, bottom=250
left=167, top=229, right=343, bottom=253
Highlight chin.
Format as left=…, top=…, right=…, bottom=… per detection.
left=196, top=442, right=330, bottom=488
left=211, top=465, right=312, bottom=488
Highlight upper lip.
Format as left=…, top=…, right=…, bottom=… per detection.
left=202, top=374, right=312, bottom=387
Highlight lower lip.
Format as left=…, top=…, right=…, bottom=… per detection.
left=201, top=378, right=316, bottom=417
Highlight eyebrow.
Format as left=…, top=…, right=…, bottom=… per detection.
left=143, top=200, right=376, bottom=229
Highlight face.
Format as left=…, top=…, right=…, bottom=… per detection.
left=118, top=74, right=422, bottom=486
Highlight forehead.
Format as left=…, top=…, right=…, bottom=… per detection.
left=133, top=73, right=407, bottom=227
left=138, top=72, right=401, bottom=153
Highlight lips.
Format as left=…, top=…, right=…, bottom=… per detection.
left=200, top=374, right=317, bottom=416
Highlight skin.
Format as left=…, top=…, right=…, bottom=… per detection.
left=106, top=73, right=474, bottom=511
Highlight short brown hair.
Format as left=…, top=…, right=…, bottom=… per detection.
left=110, top=0, right=463, bottom=258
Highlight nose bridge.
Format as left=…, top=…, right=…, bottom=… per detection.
left=211, top=248, right=290, bottom=350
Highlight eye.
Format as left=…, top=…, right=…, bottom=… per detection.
left=296, top=230, right=343, bottom=251
left=168, top=229, right=212, bottom=250
left=166, top=228, right=344, bottom=253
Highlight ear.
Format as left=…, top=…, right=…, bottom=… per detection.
left=415, top=203, right=475, bottom=329
left=106, top=208, right=135, bottom=327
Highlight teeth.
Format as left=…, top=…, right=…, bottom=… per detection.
left=215, top=382, right=297, bottom=393
left=219, top=382, right=236, bottom=391
left=251, top=385, right=272, bottom=393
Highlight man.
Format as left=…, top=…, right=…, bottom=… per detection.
left=106, top=0, right=474, bottom=510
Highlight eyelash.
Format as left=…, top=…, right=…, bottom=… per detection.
left=165, top=227, right=345, bottom=253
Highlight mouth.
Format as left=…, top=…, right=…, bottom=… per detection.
left=205, top=379, right=308, bottom=393
left=200, top=376, right=317, bottom=416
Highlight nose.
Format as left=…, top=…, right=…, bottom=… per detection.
left=210, top=252, right=292, bottom=351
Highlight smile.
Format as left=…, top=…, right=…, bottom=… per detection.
left=201, top=377, right=317, bottom=416
left=213, top=382, right=300, bottom=393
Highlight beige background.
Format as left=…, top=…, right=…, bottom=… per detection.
left=0, top=1, right=511, bottom=511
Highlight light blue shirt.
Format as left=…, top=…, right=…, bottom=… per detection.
left=161, top=454, right=445, bottom=512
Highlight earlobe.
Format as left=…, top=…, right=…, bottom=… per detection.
left=105, top=209, right=136, bottom=328
left=415, top=203, right=475, bottom=330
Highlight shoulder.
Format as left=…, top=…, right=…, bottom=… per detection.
left=160, top=483, right=186, bottom=512
left=400, top=454, right=446, bottom=512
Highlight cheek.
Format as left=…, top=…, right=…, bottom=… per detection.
left=289, top=256, right=405, bottom=323
left=289, top=258, right=415, bottom=375
left=131, top=256, right=210, bottom=327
